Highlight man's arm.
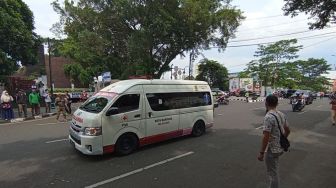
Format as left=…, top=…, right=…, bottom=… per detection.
left=260, top=131, right=270, bottom=151
left=258, top=131, right=270, bottom=161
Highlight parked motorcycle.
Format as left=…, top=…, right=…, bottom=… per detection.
left=217, top=95, right=229, bottom=105
left=292, top=98, right=305, bottom=112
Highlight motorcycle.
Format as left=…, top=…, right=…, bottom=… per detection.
left=292, top=98, right=305, bottom=112
left=217, top=95, right=229, bottom=105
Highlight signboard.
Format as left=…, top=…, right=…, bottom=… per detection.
left=240, top=78, right=253, bottom=91
left=253, top=81, right=261, bottom=93
left=102, top=72, right=111, bottom=83
left=229, top=78, right=240, bottom=92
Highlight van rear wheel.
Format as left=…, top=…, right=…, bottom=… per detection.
left=115, top=134, right=138, bottom=155
left=192, top=121, right=205, bottom=137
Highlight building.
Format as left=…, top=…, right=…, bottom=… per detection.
left=321, top=71, right=336, bottom=91
left=45, top=56, right=74, bottom=88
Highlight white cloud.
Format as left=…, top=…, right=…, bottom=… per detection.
left=23, top=0, right=60, bottom=38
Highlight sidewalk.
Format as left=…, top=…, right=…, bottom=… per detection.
left=0, top=103, right=82, bottom=124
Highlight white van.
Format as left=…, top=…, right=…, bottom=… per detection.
left=69, top=79, right=214, bottom=155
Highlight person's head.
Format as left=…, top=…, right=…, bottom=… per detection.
left=32, top=89, right=36, bottom=93
left=265, top=95, right=278, bottom=110
left=65, top=91, right=68, bottom=94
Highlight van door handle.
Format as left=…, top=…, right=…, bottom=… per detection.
left=148, top=112, right=152, bottom=117
left=134, top=114, right=141, bottom=118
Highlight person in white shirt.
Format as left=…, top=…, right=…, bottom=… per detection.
left=43, top=90, right=52, bottom=113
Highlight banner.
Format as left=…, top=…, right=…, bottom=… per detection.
left=229, top=78, right=239, bottom=92
left=240, top=78, right=253, bottom=91
left=254, top=81, right=261, bottom=93
left=102, top=72, right=111, bottom=83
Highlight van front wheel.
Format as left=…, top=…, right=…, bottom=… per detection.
left=115, top=134, right=138, bottom=155
left=192, top=121, right=205, bottom=137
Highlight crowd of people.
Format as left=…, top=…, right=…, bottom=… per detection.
left=0, top=88, right=89, bottom=122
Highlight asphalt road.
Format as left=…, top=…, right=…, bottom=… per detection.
left=0, top=98, right=335, bottom=188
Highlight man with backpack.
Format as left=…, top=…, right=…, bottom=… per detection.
left=257, top=95, right=291, bottom=188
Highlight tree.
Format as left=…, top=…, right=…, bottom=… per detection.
left=293, top=58, right=331, bottom=91
left=0, top=0, right=41, bottom=77
left=52, top=0, right=244, bottom=79
left=64, top=63, right=82, bottom=84
left=283, top=0, right=336, bottom=29
left=196, top=59, right=228, bottom=89
left=247, top=39, right=302, bottom=87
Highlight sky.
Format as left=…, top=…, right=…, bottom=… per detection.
left=23, top=0, right=336, bottom=77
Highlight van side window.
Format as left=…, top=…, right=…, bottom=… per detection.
left=146, top=92, right=211, bottom=111
left=111, top=94, right=140, bottom=113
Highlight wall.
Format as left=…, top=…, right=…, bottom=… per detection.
left=45, top=56, right=72, bottom=88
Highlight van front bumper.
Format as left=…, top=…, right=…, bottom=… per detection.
left=69, top=126, right=103, bottom=155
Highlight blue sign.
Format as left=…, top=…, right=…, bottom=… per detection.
left=102, top=72, right=111, bottom=83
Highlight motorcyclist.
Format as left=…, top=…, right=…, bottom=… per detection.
left=294, top=92, right=304, bottom=104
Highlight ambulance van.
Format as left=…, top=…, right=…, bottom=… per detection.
left=69, top=79, right=214, bottom=155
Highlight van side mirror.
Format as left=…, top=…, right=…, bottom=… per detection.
left=106, top=107, right=119, bottom=116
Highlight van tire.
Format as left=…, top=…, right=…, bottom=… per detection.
left=192, top=121, right=205, bottom=137
left=115, top=133, right=138, bottom=155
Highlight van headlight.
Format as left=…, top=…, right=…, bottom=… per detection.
left=84, top=127, right=102, bottom=136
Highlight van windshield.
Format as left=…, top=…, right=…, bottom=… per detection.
left=79, top=92, right=116, bottom=113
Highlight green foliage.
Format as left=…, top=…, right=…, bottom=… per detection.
left=196, top=59, right=228, bottom=89
left=64, top=63, right=91, bottom=86
left=283, top=0, right=336, bottom=29
left=53, top=88, right=88, bottom=93
left=248, top=39, right=302, bottom=87
left=64, top=63, right=82, bottom=82
left=238, top=71, right=250, bottom=78
left=247, top=39, right=330, bottom=91
left=52, top=0, right=244, bottom=79
left=0, top=0, right=41, bottom=76
left=292, top=58, right=331, bottom=91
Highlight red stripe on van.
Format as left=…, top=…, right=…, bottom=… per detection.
left=182, top=128, right=193, bottom=136
left=139, top=129, right=184, bottom=146
left=103, top=145, right=115, bottom=154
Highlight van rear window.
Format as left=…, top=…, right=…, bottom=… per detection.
left=146, top=92, right=211, bottom=111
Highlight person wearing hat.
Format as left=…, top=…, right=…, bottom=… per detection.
left=1, top=90, right=14, bottom=121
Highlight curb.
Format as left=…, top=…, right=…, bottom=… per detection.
left=3, top=113, right=57, bottom=124
left=228, top=98, right=284, bottom=103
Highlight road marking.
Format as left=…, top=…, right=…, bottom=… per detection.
left=85, top=151, right=195, bottom=188
left=2, top=116, right=56, bottom=125
left=256, top=126, right=264, bottom=130
left=298, top=111, right=308, bottom=115
left=317, top=105, right=322, bottom=108
left=45, top=138, right=68, bottom=144
left=217, top=114, right=223, bottom=116
left=35, top=122, right=68, bottom=126
left=252, top=107, right=265, bottom=110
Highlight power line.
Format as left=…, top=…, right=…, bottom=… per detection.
left=237, top=19, right=308, bottom=32
left=243, top=14, right=283, bottom=21
left=230, top=28, right=336, bottom=43
left=302, top=36, right=336, bottom=49
left=223, top=33, right=336, bottom=48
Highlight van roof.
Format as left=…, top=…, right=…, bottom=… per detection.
left=100, top=79, right=209, bottom=93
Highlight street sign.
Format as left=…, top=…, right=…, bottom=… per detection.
left=102, top=72, right=111, bottom=83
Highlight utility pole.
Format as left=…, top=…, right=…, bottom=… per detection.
left=189, top=50, right=194, bottom=80
left=47, top=38, right=53, bottom=95
left=170, top=64, right=173, bottom=80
